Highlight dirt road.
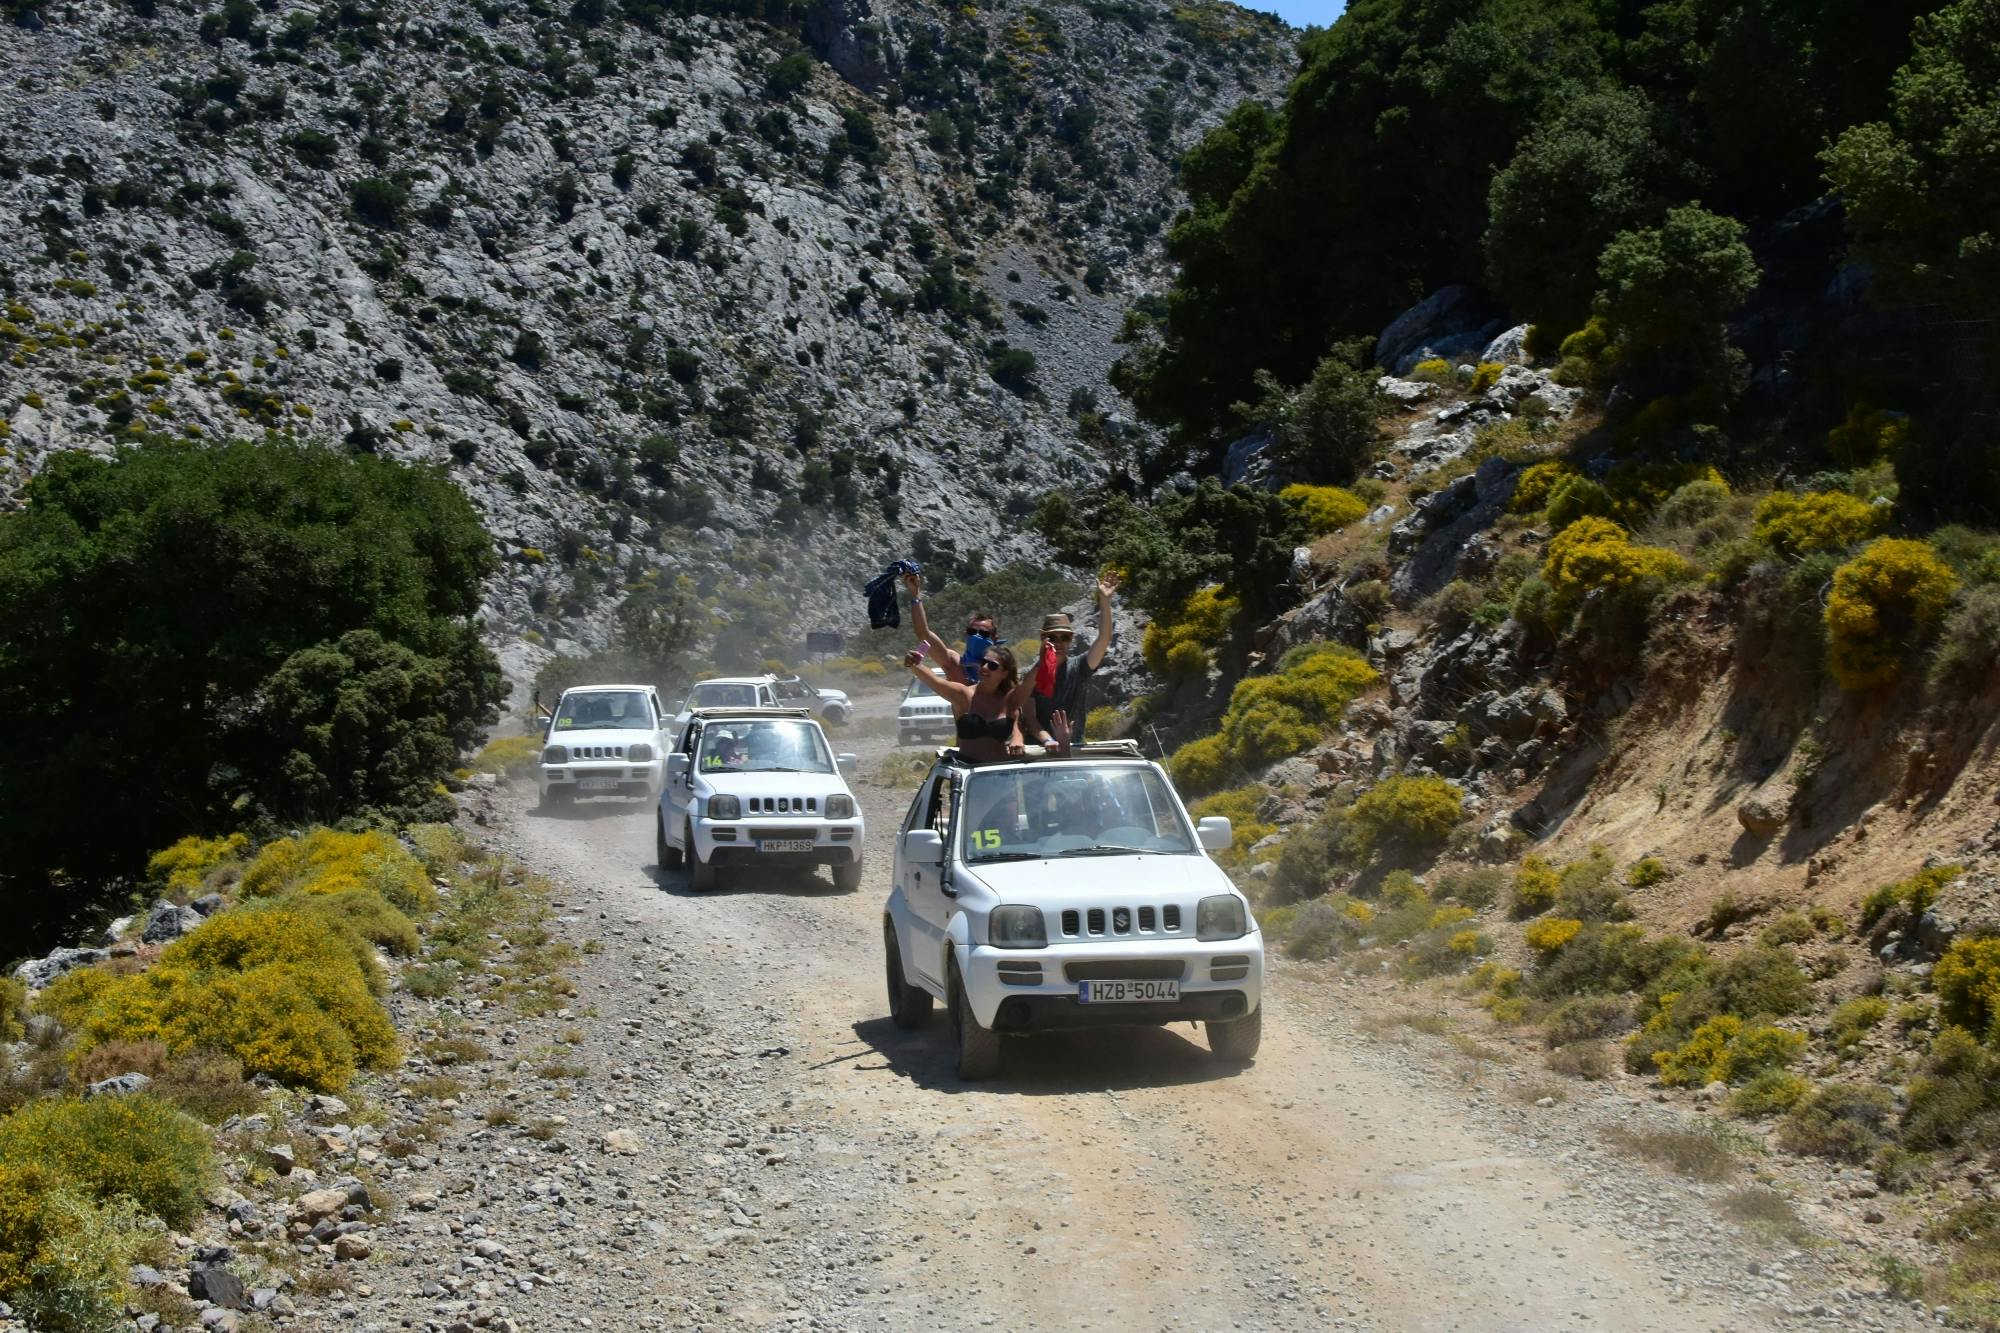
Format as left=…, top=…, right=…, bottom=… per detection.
left=423, top=717, right=1915, bottom=1333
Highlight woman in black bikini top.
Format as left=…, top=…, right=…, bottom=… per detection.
left=903, top=643, right=1031, bottom=762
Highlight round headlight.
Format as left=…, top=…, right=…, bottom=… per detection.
left=707, top=794, right=741, bottom=819
left=542, top=745, right=569, bottom=765
left=1196, top=894, right=1248, bottom=942
left=825, top=794, right=855, bottom=819
left=626, top=743, right=654, bottom=762
left=989, top=905, right=1047, bottom=949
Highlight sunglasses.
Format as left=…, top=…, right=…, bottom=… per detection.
left=978, top=659, right=1005, bottom=673
left=966, top=625, right=994, bottom=636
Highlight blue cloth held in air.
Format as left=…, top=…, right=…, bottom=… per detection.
left=863, top=559, right=921, bottom=630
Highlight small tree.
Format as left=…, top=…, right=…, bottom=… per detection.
left=1594, top=205, right=1758, bottom=392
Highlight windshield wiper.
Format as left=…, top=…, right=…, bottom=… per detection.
left=1053, top=845, right=1161, bottom=857
left=969, top=851, right=1044, bottom=863
left=749, top=766, right=820, bottom=773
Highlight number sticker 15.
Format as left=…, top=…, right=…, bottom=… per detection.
left=971, top=828, right=1002, bottom=851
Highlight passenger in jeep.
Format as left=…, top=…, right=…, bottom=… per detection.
left=902, top=643, right=1027, bottom=762
left=900, top=569, right=1001, bottom=686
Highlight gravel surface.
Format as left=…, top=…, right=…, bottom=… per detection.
left=325, top=723, right=1936, bottom=1333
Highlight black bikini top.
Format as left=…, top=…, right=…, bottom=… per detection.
left=956, top=711, right=1012, bottom=743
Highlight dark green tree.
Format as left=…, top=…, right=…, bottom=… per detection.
left=1593, top=204, right=1759, bottom=391
left=0, top=437, right=503, bottom=954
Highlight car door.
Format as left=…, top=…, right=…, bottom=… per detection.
left=899, top=772, right=958, bottom=993
left=663, top=719, right=700, bottom=843
left=646, top=689, right=668, bottom=750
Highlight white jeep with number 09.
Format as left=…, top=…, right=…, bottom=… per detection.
left=883, top=742, right=1263, bottom=1079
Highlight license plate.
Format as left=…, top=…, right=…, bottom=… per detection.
left=1077, top=979, right=1180, bottom=1004
left=579, top=778, right=619, bottom=791
left=758, top=838, right=815, bottom=852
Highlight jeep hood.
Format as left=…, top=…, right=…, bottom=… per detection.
left=962, top=853, right=1234, bottom=899
left=549, top=728, right=657, bottom=749
left=698, top=769, right=846, bottom=792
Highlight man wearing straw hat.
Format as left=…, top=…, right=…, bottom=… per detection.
left=1029, top=573, right=1119, bottom=750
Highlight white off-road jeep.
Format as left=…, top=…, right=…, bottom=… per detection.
left=667, top=674, right=850, bottom=738
left=883, top=742, right=1263, bottom=1079
left=536, top=684, right=670, bottom=810
left=896, top=667, right=953, bottom=747
left=656, top=708, right=864, bottom=891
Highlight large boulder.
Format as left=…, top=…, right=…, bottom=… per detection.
left=13, top=947, right=108, bottom=990
left=141, top=900, right=204, bottom=944
left=1375, top=286, right=1510, bottom=375
left=1736, top=791, right=1789, bottom=838
left=1389, top=457, right=1522, bottom=604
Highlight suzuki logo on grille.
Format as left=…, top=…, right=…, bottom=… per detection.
left=1112, top=907, right=1131, bottom=933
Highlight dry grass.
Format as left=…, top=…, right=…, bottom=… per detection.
left=1546, top=1041, right=1614, bottom=1081
left=418, top=1036, right=491, bottom=1066
left=1603, top=1124, right=1742, bottom=1181
left=402, top=1075, right=464, bottom=1100
left=1718, top=1185, right=1815, bottom=1244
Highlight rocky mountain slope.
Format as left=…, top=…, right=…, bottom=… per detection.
left=0, top=0, right=1291, bottom=652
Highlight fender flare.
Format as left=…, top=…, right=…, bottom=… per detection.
left=943, top=911, right=972, bottom=979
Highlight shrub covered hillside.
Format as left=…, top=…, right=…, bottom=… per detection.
left=0, top=0, right=1294, bottom=659
left=1040, top=2, right=2000, bottom=1311
left=0, top=435, right=504, bottom=953
left=0, top=818, right=575, bottom=1327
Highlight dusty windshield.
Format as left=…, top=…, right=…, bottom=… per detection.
left=697, top=719, right=833, bottom=774
left=689, top=681, right=760, bottom=709
left=552, top=690, right=653, bottom=731
left=959, top=765, right=1195, bottom=862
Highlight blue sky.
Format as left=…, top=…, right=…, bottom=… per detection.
left=1257, top=0, right=1346, bottom=29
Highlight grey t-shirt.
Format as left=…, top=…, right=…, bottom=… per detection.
left=1032, top=647, right=1097, bottom=742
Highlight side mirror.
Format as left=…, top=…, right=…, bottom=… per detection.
left=837, top=752, right=858, bottom=775
left=667, top=754, right=690, bottom=784
left=902, top=829, right=945, bottom=865
left=1196, top=816, right=1233, bottom=852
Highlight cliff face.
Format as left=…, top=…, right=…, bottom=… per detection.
left=0, top=0, right=1292, bottom=649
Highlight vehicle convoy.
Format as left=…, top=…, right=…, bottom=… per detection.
left=883, top=741, right=1263, bottom=1078
left=537, top=684, right=671, bottom=810
left=668, top=674, right=850, bottom=738
left=656, top=707, right=865, bottom=891
left=895, top=667, right=953, bottom=747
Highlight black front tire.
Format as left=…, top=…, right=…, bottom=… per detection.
left=832, top=860, right=863, bottom=892
left=539, top=786, right=574, bottom=813
left=884, top=927, right=933, bottom=1029
left=685, top=821, right=715, bottom=891
left=1207, top=1006, right=1263, bottom=1064
left=655, top=809, right=681, bottom=870
left=948, top=963, right=1001, bottom=1080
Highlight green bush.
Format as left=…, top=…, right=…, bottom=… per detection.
left=1729, top=1070, right=1811, bottom=1117
left=1529, top=922, right=1699, bottom=1000
left=1829, top=995, right=1889, bottom=1055
left=1626, top=856, right=1670, bottom=888
left=1543, top=994, right=1632, bottom=1046
left=1434, top=865, right=1506, bottom=910
left=1188, top=786, right=1275, bottom=866
left=0, top=438, right=503, bottom=954
left=1593, top=204, right=1759, bottom=384
left=1901, top=1025, right=2000, bottom=1150
left=1777, top=1083, right=1896, bottom=1161
left=1544, top=474, right=1615, bottom=530
left=1344, top=776, right=1463, bottom=856
left=1552, top=849, right=1630, bottom=921
left=1625, top=946, right=1811, bottom=1074
left=0, top=977, right=23, bottom=1044
left=0, top=1097, right=210, bottom=1226
left=1270, top=806, right=1349, bottom=904
left=1824, top=537, right=1958, bottom=690
left=1142, top=585, right=1238, bottom=681
left=1859, top=863, right=1963, bottom=929
left=0, top=1163, right=133, bottom=1333
left=1932, top=586, right=2000, bottom=693
left=471, top=735, right=541, bottom=777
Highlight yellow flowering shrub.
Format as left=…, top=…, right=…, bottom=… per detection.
left=1188, top=786, right=1276, bottom=866
left=0, top=1163, right=132, bottom=1332
left=1753, top=490, right=1888, bottom=557
left=1934, top=937, right=2000, bottom=1043
left=1827, top=403, right=1911, bottom=468
left=1143, top=584, right=1240, bottom=681
left=1341, top=899, right=1375, bottom=924
left=175, top=964, right=394, bottom=1091
left=1468, top=362, right=1505, bottom=394
left=145, top=833, right=248, bottom=894
left=298, top=888, right=419, bottom=957
left=1824, top=538, right=1958, bottom=689
left=1428, top=905, right=1474, bottom=930
left=1511, top=856, right=1560, bottom=916
left=1538, top=516, right=1691, bottom=619
left=472, top=735, right=541, bottom=777
left=1346, top=776, right=1464, bottom=853
left=1653, top=1016, right=1805, bottom=1087
left=1168, top=644, right=1378, bottom=796
left=1524, top=917, right=1583, bottom=955
left=241, top=828, right=434, bottom=916
left=1408, top=357, right=1453, bottom=385
left=1510, top=460, right=1580, bottom=514
left=0, top=1097, right=210, bottom=1226
left=1448, top=928, right=1485, bottom=956
left=1279, top=484, right=1369, bottom=535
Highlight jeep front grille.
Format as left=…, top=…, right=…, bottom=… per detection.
left=745, top=796, right=818, bottom=815
left=1058, top=904, right=1185, bottom=938
left=570, top=744, right=626, bottom=760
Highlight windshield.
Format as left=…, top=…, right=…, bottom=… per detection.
left=903, top=672, right=945, bottom=700
left=959, top=765, right=1195, bottom=862
left=689, top=681, right=759, bottom=709
left=553, top=690, right=654, bottom=731
left=697, top=719, right=833, bottom=774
